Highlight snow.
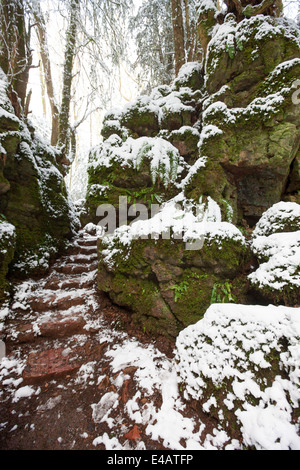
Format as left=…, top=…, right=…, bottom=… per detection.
left=90, top=135, right=185, bottom=188
left=0, top=67, right=20, bottom=122
left=248, top=201, right=300, bottom=291
left=249, top=231, right=300, bottom=290
left=1, top=264, right=299, bottom=450
left=175, top=62, right=202, bottom=83
left=252, top=201, right=300, bottom=238
left=0, top=221, right=15, bottom=237
left=100, top=193, right=245, bottom=268
left=205, top=14, right=300, bottom=78
left=13, top=386, right=37, bottom=402
left=175, top=303, right=300, bottom=450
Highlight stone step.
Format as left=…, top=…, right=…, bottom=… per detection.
left=64, top=254, right=98, bottom=264
left=54, top=262, right=98, bottom=275
left=5, top=314, right=87, bottom=346
left=65, top=244, right=98, bottom=256
left=44, top=276, right=95, bottom=291
left=28, top=292, right=87, bottom=312
left=76, top=237, right=98, bottom=247
left=22, top=340, right=107, bottom=385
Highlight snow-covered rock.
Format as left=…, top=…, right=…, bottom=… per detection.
left=175, top=303, right=300, bottom=450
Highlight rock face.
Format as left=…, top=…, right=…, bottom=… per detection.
left=0, top=67, right=79, bottom=300
left=202, top=14, right=300, bottom=225
left=0, top=221, right=15, bottom=300
left=87, top=13, right=300, bottom=337
left=98, top=197, right=248, bottom=338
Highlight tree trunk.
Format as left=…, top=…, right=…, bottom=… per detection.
left=0, top=0, right=32, bottom=115
left=183, top=0, right=193, bottom=62
left=171, top=0, right=186, bottom=76
left=32, top=2, right=60, bottom=146
left=58, top=0, right=80, bottom=159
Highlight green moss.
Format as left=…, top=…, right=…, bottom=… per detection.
left=98, top=230, right=248, bottom=337
left=2, top=136, right=74, bottom=277
left=0, top=221, right=15, bottom=301
left=121, top=106, right=159, bottom=137
left=206, top=16, right=300, bottom=100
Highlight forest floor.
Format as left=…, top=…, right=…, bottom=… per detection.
left=0, top=228, right=239, bottom=451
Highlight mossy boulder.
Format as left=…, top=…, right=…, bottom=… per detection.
left=98, top=198, right=248, bottom=339
left=205, top=15, right=300, bottom=103
left=248, top=202, right=300, bottom=306
left=175, top=303, right=300, bottom=449
left=120, top=97, right=160, bottom=138
left=0, top=220, right=16, bottom=301
left=168, top=126, right=201, bottom=164
left=0, top=68, right=79, bottom=280
left=86, top=135, right=187, bottom=225
left=173, top=62, right=204, bottom=92
left=195, top=57, right=300, bottom=224
left=3, top=136, right=78, bottom=277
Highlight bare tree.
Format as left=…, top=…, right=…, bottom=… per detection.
left=30, top=0, right=60, bottom=146
left=57, top=0, right=80, bottom=162
left=0, top=0, right=32, bottom=116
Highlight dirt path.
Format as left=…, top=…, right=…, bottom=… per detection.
left=0, top=227, right=230, bottom=451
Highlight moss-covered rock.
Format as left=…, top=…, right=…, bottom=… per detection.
left=86, top=134, right=187, bottom=225
left=205, top=15, right=300, bottom=102
left=91, top=13, right=300, bottom=339
left=98, top=197, right=248, bottom=338
left=3, top=136, right=78, bottom=277
left=0, top=68, right=79, bottom=281
left=248, top=202, right=300, bottom=306
left=175, top=303, right=300, bottom=449
left=173, top=62, right=204, bottom=93
left=0, top=220, right=16, bottom=301
left=120, top=97, right=160, bottom=138
left=195, top=56, right=300, bottom=224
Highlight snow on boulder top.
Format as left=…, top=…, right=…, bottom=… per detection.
left=100, top=195, right=246, bottom=268
left=89, top=135, right=186, bottom=188
left=252, top=201, right=300, bottom=237
left=175, top=302, right=300, bottom=450
left=249, top=230, right=300, bottom=290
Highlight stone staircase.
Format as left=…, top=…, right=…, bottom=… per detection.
left=2, top=228, right=106, bottom=385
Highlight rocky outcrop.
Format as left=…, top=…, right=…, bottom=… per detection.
left=175, top=302, right=300, bottom=449
left=87, top=13, right=300, bottom=337
left=0, top=67, right=79, bottom=300
left=98, top=197, right=249, bottom=338
left=201, top=14, right=300, bottom=225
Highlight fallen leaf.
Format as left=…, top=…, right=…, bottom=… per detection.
left=124, top=425, right=141, bottom=441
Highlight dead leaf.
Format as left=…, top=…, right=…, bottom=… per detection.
left=124, top=425, right=141, bottom=441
